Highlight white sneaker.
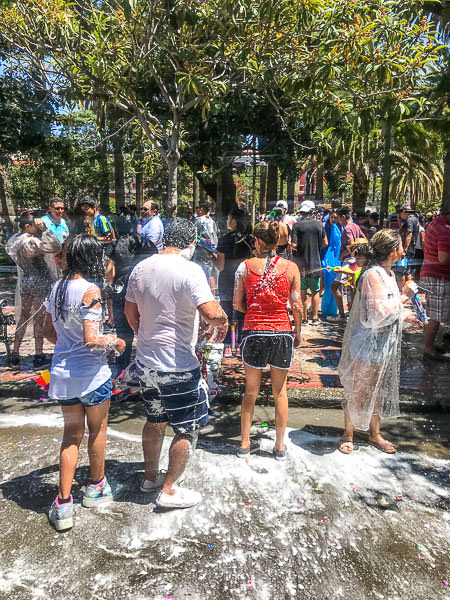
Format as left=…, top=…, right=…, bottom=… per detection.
left=156, top=485, right=202, bottom=509
left=140, top=471, right=184, bottom=492
left=327, top=314, right=346, bottom=323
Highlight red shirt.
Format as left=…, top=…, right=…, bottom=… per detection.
left=243, top=258, right=291, bottom=331
left=421, top=215, right=450, bottom=281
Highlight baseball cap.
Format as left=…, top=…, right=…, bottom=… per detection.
left=299, top=200, right=315, bottom=213
left=275, top=200, right=288, bottom=210
left=398, top=205, right=413, bottom=213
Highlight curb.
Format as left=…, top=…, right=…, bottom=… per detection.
left=0, top=375, right=447, bottom=413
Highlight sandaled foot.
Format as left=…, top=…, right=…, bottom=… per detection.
left=368, top=435, right=396, bottom=454
left=338, top=438, right=354, bottom=454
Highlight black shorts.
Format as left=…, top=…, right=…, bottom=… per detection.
left=241, top=330, right=294, bottom=370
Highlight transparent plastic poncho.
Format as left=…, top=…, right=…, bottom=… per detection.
left=6, top=231, right=62, bottom=326
left=337, top=265, right=407, bottom=430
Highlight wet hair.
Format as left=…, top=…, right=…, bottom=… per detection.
left=228, top=206, right=252, bottom=237
left=19, top=211, right=35, bottom=229
left=355, top=229, right=401, bottom=286
left=253, top=221, right=280, bottom=249
left=54, top=235, right=106, bottom=322
left=116, top=213, right=136, bottom=236
left=163, top=218, right=197, bottom=249
left=198, top=199, right=211, bottom=213
left=370, top=212, right=379, bottom=222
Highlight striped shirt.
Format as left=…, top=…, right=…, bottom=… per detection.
left=421, top=215, right=450, bottom=281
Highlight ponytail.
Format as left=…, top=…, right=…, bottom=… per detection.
left=355, top=229, right=401, bottom=287
left=254, top=220, right=280, bottom=248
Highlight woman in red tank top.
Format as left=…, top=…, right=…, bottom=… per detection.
left=233, top=221, right=302, bottom=461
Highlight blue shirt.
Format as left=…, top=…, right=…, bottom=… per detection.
left=41, top=215, right=69, bottom=244
left=139, top=215, right=164, bottom=251
left=93, top=214, right=113, bottom=238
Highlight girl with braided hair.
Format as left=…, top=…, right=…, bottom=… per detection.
left=43, top=235, right=126, bottom=531
left=337, top=230, right=420, bottom=454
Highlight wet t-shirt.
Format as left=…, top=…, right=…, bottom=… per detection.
left=126, top=254, right=214, bottom=372
left=217, top=232, right=253, bottom=301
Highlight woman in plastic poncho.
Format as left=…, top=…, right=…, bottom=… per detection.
left=337, top=230, right=420, bottom=454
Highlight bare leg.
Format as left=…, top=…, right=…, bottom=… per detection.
left=142, top=421, right=168, bottom=480
left=241, top=364, right=263, bottom=450
left=85, top=398, right=111, bottom=482
left=339, top=409, right=355, bottom=453
left=424, top=319, right=440, bottom=355
left=59, top=404, right=85, bottom=499
left=331, top=281, right=345, bottom=316
left=32, top=303, right=46, bottom=355
left=162, top=432, right=197, bottom=494
left=13, top=297, right=33, bottom=353
left=310, top=290, right=320, bottom=319
left=300, top=290, right=308, bottom=320
left=270, top=366, right=289, bottom=451
left=368, top=415, right=395, bottom=452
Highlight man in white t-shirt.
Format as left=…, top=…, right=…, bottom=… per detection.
left=125, top=218, right=228, bottom=509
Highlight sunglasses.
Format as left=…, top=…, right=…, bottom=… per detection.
left=53, top=206, right=65, bottom=211
left=141, top=208, right=150, bottom=212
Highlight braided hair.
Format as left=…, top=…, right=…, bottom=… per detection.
left=54, top=235, right=106, bottom=322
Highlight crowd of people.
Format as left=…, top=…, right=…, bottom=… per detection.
left=3, top=193, right=449, bottom=531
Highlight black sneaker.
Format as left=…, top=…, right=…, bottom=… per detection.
left=33, top=354, right=50, bottom=369
left=8, top=351, right=20, bottom=367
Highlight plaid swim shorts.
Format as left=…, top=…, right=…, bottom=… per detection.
left=421, top=276, right=450, bottom=324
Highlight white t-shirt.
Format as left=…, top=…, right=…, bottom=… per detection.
left=125, top=254, right=214, bottom=372
left=45, top=278, right=111, bottom=399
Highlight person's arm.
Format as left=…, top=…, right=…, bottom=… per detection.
left=43, top=312, right=57, bottom=345
left=125, top=300, right=140, bottom=333
left=438, top=251, right=450, bottom=265
left=197, top=300, right=228, bottom=343
left=210, top=251, right=225, bottom=271
left=21, top=227, right=62, bottom=258
left=403, top=232, right=413, bottom=254
left=233, top=261, right=247, bottom=313
left=81, top=286, right=125, bottom=353
left=288, top=262, right=302, bottom=347
left=419, top=229, right=425, bottom=249
left=291, top=224, right=298, bottom=252
left=321, top=232, right=328, bottom=247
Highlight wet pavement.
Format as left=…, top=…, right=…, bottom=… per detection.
left=0, top=397, right=449, bottom=600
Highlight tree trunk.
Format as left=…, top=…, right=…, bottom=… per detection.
left=0, top=165, right=15, bottom=231
left=98, top=107, right=110, bottom=214
left=113, top=139, right=125, bottom=210
left=286, top=178, right=296, bottom=214
left=193, top=174, right=199, bottom=213
left=221, top=163, right=236, bottom=216
left=442, top=147, right=450, bottom=215
left=259, top=165, right=267, bottom=214
left=135, top=152, right=144, bottom=209
left=39, top=163, right=54, bottom=207
left=372, top=171, right=377, bottom=206
left=352, top=165, right=369, bottom=213
left=380, top=120, right=394, bottom=225
left=266, top=162, right=278, bottom=211
left=315, top=165, right=324, bottom=203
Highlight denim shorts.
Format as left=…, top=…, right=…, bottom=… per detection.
left=57, top=378, right=112, bottom=407
left=129, top=362, right=209, bottom=434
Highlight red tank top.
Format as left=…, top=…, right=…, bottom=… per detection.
left=243, top=256, right=292, bottom=331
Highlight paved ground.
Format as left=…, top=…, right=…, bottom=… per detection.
left=1, top=268, right=449, bottom=408
left=0, top=398, right=449, bottom=600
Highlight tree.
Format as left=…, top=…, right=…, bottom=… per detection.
left=0, top=0, right=249, bottom=215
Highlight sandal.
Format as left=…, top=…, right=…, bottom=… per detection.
left=338, top=440, right=354, bottom=454
left=368, top=436, right=396, bottom=454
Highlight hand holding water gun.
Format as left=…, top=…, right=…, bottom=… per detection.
left=197, top=236, right=217, bottom=257
left=403, top=278, right=428, bottom=324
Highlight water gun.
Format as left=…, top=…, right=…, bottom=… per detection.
left=325, top=266, right=355, bottom=275
left=406, top=279, right=428, bottom=324
left=197, top=236, right=217, bottom=256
